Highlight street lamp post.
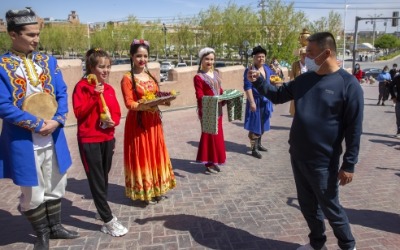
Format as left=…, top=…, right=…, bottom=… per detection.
left=342, top=3, right=349, bottom=68
left=87, top=22, right=91, bottom=50
left=366, top=14, right=382, bottom=48
left=243, top=40, right=250, bottom=67
left=162, top=23, right=167, bottom=60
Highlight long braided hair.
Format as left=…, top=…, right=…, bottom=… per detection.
left=129, top=39, right=159, bottom=128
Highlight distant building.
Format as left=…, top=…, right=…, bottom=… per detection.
left=67, top=11, right=80, bottom=24
left=0, top=10, right=79, bottom=33
left=44, top=10, right=81, bottom=26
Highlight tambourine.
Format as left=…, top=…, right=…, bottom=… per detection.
left=21, top=92, right=58, bottom=120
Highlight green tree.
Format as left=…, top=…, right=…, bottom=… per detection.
left=220, top=3, right=260, bottom=60
left=0, top=33, right=11, bottom=54
left=170, top=18, right=196, bottom=60
left=40, top=24, right=71, bottom=57
left=142, top=21, right=164, bottom=61
left=263, top=0, right=308, bottom=64
left=375, top=34, right=400, bottom=49
left=308, top=10, right=342, bottom=40
left=196, top=5, right=224, bottom=49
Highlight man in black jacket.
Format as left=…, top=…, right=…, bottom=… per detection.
left=247, top=32, right=362, bottom=250
left=389, top=74, right=400, bottom=137
left=389, top=63, right=398, bottom=80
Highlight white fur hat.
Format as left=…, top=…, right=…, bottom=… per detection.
left=198, top=47, right=215, bottom=59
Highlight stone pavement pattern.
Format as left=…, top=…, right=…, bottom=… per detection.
left=0, top=83, right=399, bottom=250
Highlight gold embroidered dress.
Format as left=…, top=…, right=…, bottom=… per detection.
left=120, top=73, right=176, bottom=202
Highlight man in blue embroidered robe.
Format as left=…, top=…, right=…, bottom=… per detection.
left=0, top=8, right=79, bottom=250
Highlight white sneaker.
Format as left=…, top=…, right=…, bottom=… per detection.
left=101, top=217, right=128, bottom=237
left=296, top=243, right=327, bottom=250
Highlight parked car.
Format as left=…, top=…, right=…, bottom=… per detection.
left=215, top=61, right=226, bottom=68
left=362, top=68, right=382, bottom=80
left=160, top=72, right=168, bottom=82
left=112, top=58, right=130, bottom=65
left=160, top=61, right=174, bottom=73
left=176, top=62, right=187, bottom=67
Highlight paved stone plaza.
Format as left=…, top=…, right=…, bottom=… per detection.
left=0, top=83, right=399, bottom=250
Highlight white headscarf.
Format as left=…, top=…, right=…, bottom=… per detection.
left=198, top=47, right=215, bottom=60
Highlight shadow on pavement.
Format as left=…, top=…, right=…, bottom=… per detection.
left=376, top=166, right=400, bottom=178
left=369, top=139, right=400, bottom=147
left=346, top=208, right=400, bottom=235
left=270, top=125, right=291, bottom=131
left=170, top=158, right=203, bottom=175
left=0, top=210, right=33, bottom=245
left=0, top=199, right=98, bottom=246
left=66, top=178, right=134, bottom=207
left=135, top=214, right=300, bottom=250
left=187, top=140, right=249, bottom=156
left=362, top=132, right=395, bottom=138
left=286, top=197, right=400, bottom=235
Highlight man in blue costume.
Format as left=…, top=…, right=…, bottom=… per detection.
left=243, top=46, right=274, bottom=159
left=0, top=8, right=79, bottom=250
left=247, top=32, right=362, bottom=250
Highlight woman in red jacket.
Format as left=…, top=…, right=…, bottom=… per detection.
left=353, top=63, right=363, bottom=83
left=72, top=48, right=127, bottom=237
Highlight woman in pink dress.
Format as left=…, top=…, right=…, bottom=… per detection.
left=193, top=47, right=226, bottom=174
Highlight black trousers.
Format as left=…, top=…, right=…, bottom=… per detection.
left=78, top=139, right=115, bottom=223
left=291, top=157, right=355, bottom=250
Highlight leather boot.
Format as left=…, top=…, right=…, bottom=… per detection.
left=23, top=203, right=50, bottom=250
left=257, top=136, right=268, bottom=152
left=250, top=138, right=262, bottom=159
left=46, top=199, right=79, bottom=239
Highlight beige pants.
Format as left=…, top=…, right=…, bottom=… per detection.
left=20, top=146, right=67, bottom=211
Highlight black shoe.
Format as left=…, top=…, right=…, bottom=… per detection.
left=144, top=199, right=157, bottom=205
left=251, top=149, right=262, bottom=159
left=49, top=225, right=79, bottom=239
left=258, top=144, right=268, bottom=152
left=155, top=196, right=167, bottom=202
left=46, top=199, right=79, bottom=240
left=205, top=167, right=218, bottom=174
left=377, top=102, right=380, bottom=105
left=382, top=103, right=385, bottom=106
left=213, top=165, right=221, bottom=172
left=23, top=203, right=50, bottom=250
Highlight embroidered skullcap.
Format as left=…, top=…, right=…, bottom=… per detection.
left=198, top=47, right=215, bottom=59
left=6, top=7, right=38, bottom=27
left=251, top=46, right=267, bottom=56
